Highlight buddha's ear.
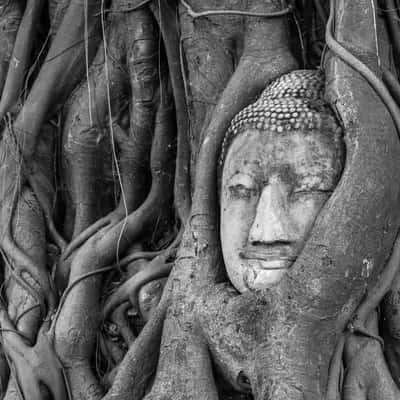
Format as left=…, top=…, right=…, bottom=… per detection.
left=289, top=0, right=400, bottom=322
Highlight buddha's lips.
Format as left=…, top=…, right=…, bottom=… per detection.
left=239, top=247, right=296, bottom=264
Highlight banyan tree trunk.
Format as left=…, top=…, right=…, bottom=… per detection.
left=125, top=0, right=400, bottom=399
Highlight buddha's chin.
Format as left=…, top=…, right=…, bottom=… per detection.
left=242, top=259, right=291, bottom=291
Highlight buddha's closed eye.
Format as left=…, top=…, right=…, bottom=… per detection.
left=228, top=184, right=258, bottom=199
left=227, top=173, right=259, bottom=199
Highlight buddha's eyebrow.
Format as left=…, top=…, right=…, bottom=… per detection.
left=226, top=170, right=257, bottom=182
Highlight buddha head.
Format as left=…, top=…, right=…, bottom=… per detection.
left=219, top=70, right=345, bottom=293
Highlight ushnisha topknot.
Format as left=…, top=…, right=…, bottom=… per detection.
left=219, top=69, right=343, bottom=170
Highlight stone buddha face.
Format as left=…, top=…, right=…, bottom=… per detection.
left=219, top=70, right=344, bottom=293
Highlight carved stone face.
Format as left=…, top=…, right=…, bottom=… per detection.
left=220, top=128, right=342, bottom=292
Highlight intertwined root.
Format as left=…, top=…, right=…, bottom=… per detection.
left=103, top=254, right=173, bottom=319
left=0, top=3, right=183, bottom=397
left=0, top=311, right=68, bottom=400
left=1, top=1, right=398, bottom=400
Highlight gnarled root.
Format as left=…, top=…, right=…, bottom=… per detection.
left=150, top=0, right=191, bottom=224
left=3, top=187, right=52, bottom=339
left=381, top=265, right=400, bottom=386
left=60, top=13, right=127, bottom=248
left=0, top=344, right=9, bottom=399
left=103, top=255, right=173, bottom=319
left=103, top=295, right=170, bottom=400
left=341, top=312, right=400, bottom=400
left=110, top=303, right=136, bottom=346
left=53, top=101, right=175, bottom=398
left=0, top=308, right=68, bottom=400
left=0, top=125, right=58, bottom=399
left=61, top=6, right=161, bottom=264
left=0, top=1, right=22, bottom=100
left=0, top=0, right=46, bottom=118
left=102, top=231, right=182, bottom=320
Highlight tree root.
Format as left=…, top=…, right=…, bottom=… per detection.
left=60, top=9, right=129, bottom=239
left=3, top=117, right=65, bottom=255
left=150, top=0, right=191, bottom=224
left=61, top=212, right=121, bottom=263
left=99, top=332, right=125, bottom=366
left=382, top=0, right=400, bottom=64
left=381, top=245, right=400, bottom=384
left=50, top=264, right=117, bottom=337
left=27, top=164, right=66, bottom=251
left=52, top=102, right=175, bottom=398
left=103, top=228, right=181, bottom=320
left=0, top=1, right=22, bottom=99
left=326, top=232, right=400, bottom=399
left=60, top=19, right=126, bottom=243
left=0, top=306, right=68, bottom=400
left=103, top=256, right=173, bottom=319
left=382, top=67, right=400, bottom=107
left=10, top=0, right=101, bottom=162
left=61, top=6, right=162, bottom=262
left=0, top=345, right=9, bottom=399
left=340, top=312, right=400, bottom=400
left=313, top=0, right=328, bottom=24
left=114, top=226, right=182, bottom=269
left=0, top=185, right=57, bottom=399
left=326, top=0, right=400, bottom=138
left=2, top=195, right=56, bottom=318
left=0, top=121, right=59, bottom=398
left=348, top=233, right=400, bottom=333
left=179, top=0, right=294, bottom=18
left=322, top=0, right=400, bottom=397
left=103, top=293, right=170, bottom=400
left=0, top=0, right=46, bottom=118
left=110, top=303, right=135, bottom=346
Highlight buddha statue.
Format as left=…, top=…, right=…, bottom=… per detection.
left=219, top=70, right=345, bottom=292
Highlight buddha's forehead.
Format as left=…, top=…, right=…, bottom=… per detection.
left=223, top=128, right=341, bottom=186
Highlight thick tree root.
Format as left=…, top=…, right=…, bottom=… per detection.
left=0, top=124, right=60, bottom=399
left=0, top=308, right=68, bottom=400
left=0, top=345, right=9, bottom=399
left=61, top=214, right=118, bottom=263
left=326, top=0, right=400, bottom=137
left=0, top=1, right=22, bottom=99
left=150, top=0, right=191, bottom=224
left=0, top=0, right=46, bottom=118
left=27, top=165, right=66, bottom=251
left=10, top=0, right=101, bottom=162
left=383, top=67, right=400, bottom=107
left=382, top=0, right=400, bottom=64
left=61, top=6, right=161, bottom=261
left=382, top=245, right=400, bottom=384
left=2, top=202, right=56, bottom=319
left=340, top=313, right=400, bottom=400
left=53, top=102, right=175, bottom=398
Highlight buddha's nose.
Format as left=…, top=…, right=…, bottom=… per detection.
left=248, top=180, right=299, bottom=245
